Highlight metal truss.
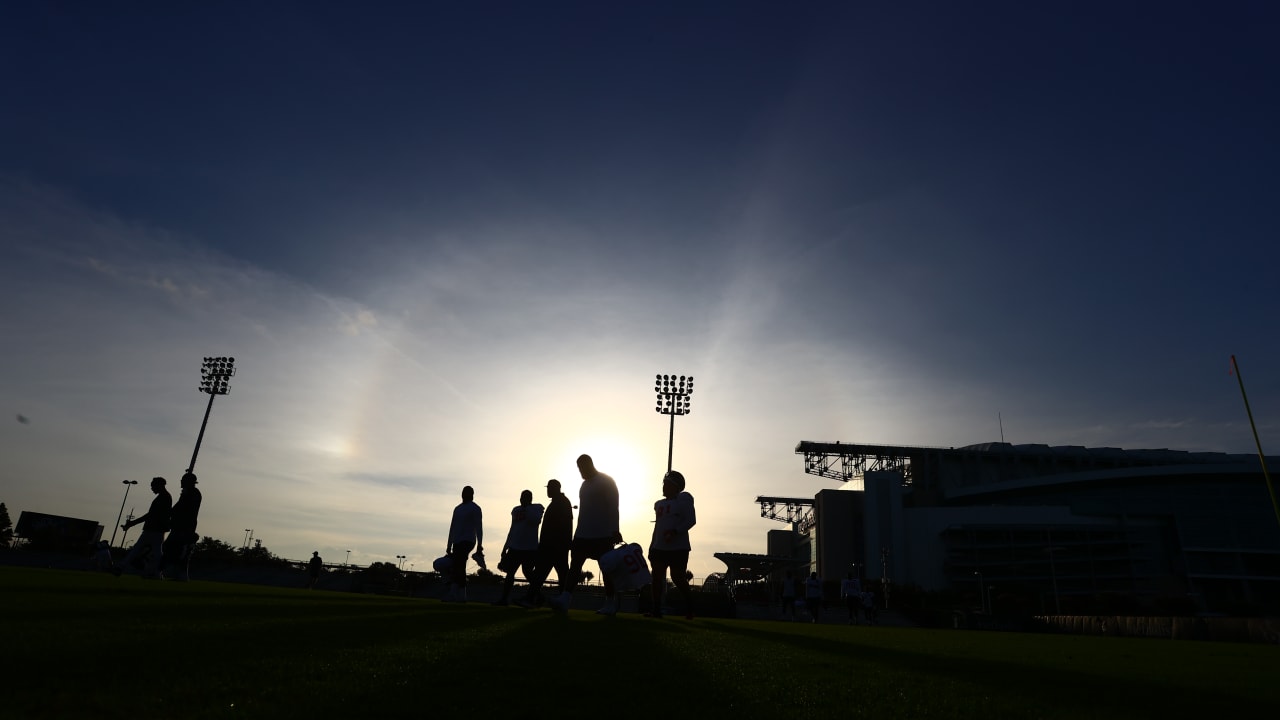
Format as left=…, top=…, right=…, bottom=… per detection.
left=755, top=496, right=815, bottom=533
left=796, top=441, right=914, bottom=486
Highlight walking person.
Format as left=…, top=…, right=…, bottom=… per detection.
left=494, top=489, right=543, bottom=605
left=547, top=454, right=620, bottom=615
left=840, top=571, right=863, bottom=625
left=517, top=479, right=573, bottom=608
left=805, top=572, right=824, bottom=623
left=781, top=570, right=798, bottom=620
left=444, top=485, right=483, bottom=602
left=645, top=470, right=697, bottom=619
left=115, top=477, right=172, bottom=578
left=161, top=472, right=202, bottom=581
left=307, top=551, right=323, bottom=589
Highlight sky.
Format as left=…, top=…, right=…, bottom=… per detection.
left=2, top=2, right=1278, bottom=579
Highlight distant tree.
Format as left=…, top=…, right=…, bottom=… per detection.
left=193, top=537, right=240, bottom=563
left=239, top=538, right=287, bottom=567
left=352, top=561, right=403, bottom=594
left=0, top=503, right=12, bottom=546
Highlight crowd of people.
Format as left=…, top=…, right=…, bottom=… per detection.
left=440, top=453, right=699, bottom=619
left=105, top=453, right=879, bottom=625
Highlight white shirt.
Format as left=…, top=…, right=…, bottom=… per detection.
left=574, top=471, right=619, bottom=540
left=505, top=503, right=544, bottom=552
left=841, top=578, right=862, bottom=597
left=806, top=576, right=822, bottom=599
left=448, top=501, right=483, bottom=547
left=649, top=491, right=696, bottom=552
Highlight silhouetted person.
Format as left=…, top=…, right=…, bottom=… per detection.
left=307, top=551, right=323, bottom=589
left=548, top=454, right=620, bottom=615
left=806, top=572, right=823, bottom=623
left=444, top=485, right=483, bottom=602
left=781, top=570, right=798, bottom=620
left=495, top=489, right=543, bottom=605
left=841, top=571, right=863, bottom=624
left=115, top=477, right=171, bottom=579
left=645, top=470, right=697, bottom=619
left=90, top=540, right=113, bottom=572
left=161, top=472, right=202, bottom=581
left=518, top=479, right=573, bottom=608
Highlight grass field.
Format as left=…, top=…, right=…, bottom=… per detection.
left=4, top=567, right=1276, bottom=719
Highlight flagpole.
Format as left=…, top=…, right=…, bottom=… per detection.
left=1231, top=355, right=1280, bottom=528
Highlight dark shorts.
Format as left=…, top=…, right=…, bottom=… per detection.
left=571, top=536, right=616, bottom=561
left=648, top=548, right=690, bottom=580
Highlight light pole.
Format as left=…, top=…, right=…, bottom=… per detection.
left=188, top=356, right=236, bottom=473
left=110, top=480, right=138, bottom=547
left=881, top=547, right=891, bottom=610
left=654, top=374, right=693, bottom=472
left=973, top=570, right=986, bottom=613
left=242, top=529, right=252, bottom=549
left=396, top=555, right=406, bottom=570
left=1045, top=546, right=1064, bottom=614
left=345, top=550, right=352, bottom=566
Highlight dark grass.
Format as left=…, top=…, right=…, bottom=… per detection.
left=4, top=567, right=1276, bottom=719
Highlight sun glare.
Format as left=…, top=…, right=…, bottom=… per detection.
left=560, top=434, right=661, bottom=535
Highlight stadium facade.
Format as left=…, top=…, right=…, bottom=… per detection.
left=748, top=441, right=1280, bottom=616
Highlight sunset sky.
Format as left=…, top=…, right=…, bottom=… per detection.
left=2, top=2, right=1278, bottom=579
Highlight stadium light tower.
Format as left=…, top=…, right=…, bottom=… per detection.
left=110, top=480, right=138, bottom=547
left=188, top=356, right=237, bottom=474
left=654, top=374, right=693, bottom=472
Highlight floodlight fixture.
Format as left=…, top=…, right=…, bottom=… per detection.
left=188, top=355, right=238, bottom=473
left=653, top=373, right=694, bottom=472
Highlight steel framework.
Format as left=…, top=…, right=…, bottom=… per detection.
left=755, top=496, right=816, bottom=533
left=796, top=441, right=914, bottom=486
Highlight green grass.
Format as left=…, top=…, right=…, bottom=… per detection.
left=4, top=567, right=1276, bottom=719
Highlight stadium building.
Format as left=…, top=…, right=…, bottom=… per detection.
left=741, top=441, right=1280, bottom=616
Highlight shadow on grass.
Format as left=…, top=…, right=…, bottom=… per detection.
left=705, top=621, right=1274, bottom=717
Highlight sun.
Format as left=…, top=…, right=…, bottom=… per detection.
left=559, top=434, right=662, bottom=539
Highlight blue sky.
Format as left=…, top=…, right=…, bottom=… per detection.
left=2, top=2, right=1278, bottom=578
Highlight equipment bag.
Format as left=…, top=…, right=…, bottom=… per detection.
left=599, top=542, right=652, bottom=591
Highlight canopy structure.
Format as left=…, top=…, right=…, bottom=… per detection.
left=713, top=552, right=796, bottom=585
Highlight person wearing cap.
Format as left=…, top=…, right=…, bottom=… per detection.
left=161, top=471, right=202, bottom=581
left=307, top=551, right=323, bottom=589
left=443, top=486, right=483, bottom=602
left=645, top=470, right=697, bottom=619
left=493, top=489, right=544, bottom=605
left=114, top=477, right=172, bottom=579
left=518, top=478, right=573, bottom=607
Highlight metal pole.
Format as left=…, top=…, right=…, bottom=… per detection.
left=667, top=411, right=676, bottom=472
left=110, top=481, right=136, bottom=547
left=1231, top=355, right=1280, bottom=528
left=1047, top=547, right=1062, bottom=614
left=120, top=510, right=135, bottom=547
left=187, top=391, right=216, bottom=473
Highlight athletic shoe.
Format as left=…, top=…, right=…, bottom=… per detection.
left=548, top=592, right=572, bottom=613
left=595, top=597, right=618, bottom=616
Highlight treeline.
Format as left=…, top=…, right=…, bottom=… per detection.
left=191, top=537, right=291, bottom=568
